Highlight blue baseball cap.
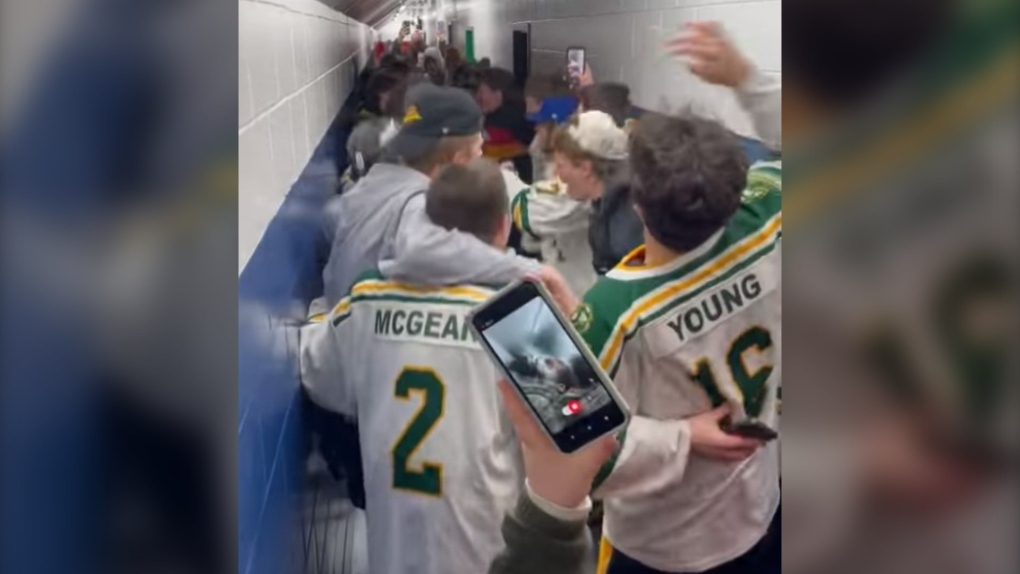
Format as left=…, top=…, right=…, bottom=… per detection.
left=527, top=96, right=579, bottom=125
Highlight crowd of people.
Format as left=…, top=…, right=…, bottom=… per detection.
left=300, top=20, right=782, bottom=574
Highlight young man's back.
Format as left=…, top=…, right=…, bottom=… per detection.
left=577, top=112, right=781, bottom=574
left=301, top=271, right=522, bottom=574
left=585, top=162, right=782, bottom=572
left=303, top=159, right=526, bottom=574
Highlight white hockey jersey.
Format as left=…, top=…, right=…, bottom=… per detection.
left=299, top=271, right=523, bottom=574
left=576, top=162, right=782, bottom=572
left=510, top=179, right=599, bottom=295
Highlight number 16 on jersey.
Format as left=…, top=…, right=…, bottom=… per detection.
left=691, top=325, right=779, bottom=441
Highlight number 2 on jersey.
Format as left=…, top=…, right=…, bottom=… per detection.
left=391, top=367, right=445, bottom=496
left=692, top=326, right=774, bottom=418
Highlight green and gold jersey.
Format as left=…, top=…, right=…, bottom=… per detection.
left=580, top=161, right=782, bottom=572
left=510, top=177, right=598, bottom=294
left=579, top=160, right=782, bottom=420
left=299, top=270, right=523, bottom=574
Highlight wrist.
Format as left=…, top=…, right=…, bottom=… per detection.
left=734, top=60, right=756, bottom=91
left=526, top=480, right=592, bottom=520
left=527, top=476, right=589, bottom=510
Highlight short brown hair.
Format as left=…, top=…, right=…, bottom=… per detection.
left=405, top=134, right=479, bottom=174
left=629, top=114, right=748, bottom=252
left=580, top=83, right=631, bottom=127
left=426, top=159, right=509, bottom=241
left=525, top=72, right=571, bottom=101
left=550, top=117, right=625, bottom=183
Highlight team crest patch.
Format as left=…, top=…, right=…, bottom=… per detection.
left=571, top=303, right=594, bottom=334
left=742, top=172, right=778, bottom=203
left=534, top=180, right=563, bottom=195
left=403, top=105, right=423, bottom=124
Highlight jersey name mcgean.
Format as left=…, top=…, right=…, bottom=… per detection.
left=374, top=308, right=474, bottom=343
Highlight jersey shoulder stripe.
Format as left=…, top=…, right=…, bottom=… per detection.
left=606, top=192, right=780, bottom=285
left=745, top=161, right=782, bottom=202
left=350, top=278, right=494, bottom=307
left=330, top=297, right=353, bottom=326
left=598, top=212, right=781, bottom=374
left=581, top=184, right=780, bottom=365
left=305, top=298, right=352, bottom=326
left=511, top=190, right=533, bottom=237
left=575, top=276, right=645, bottom=360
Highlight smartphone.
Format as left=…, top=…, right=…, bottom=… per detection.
left=721, top=417, right=778, bottom=442
left=470, top=279, right=630, bottom=453
left=566, top=47, right=586, bottom=81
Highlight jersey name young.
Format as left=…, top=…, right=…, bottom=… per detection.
left=665, top=271, right=769, bottom=344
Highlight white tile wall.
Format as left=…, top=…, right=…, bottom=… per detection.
left=445, top=0, right=781, bottom=139
left=239, top=0, right=374, bottom=273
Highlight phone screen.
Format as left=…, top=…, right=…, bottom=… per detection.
left=566, top=47, right=586, bottom=79
left=473, top=282, right=627, bottom=452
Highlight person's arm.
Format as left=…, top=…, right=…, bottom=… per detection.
left=591, top=388, right=763, bottom=500
left=298, top=296, right=357, bottom=417
left=488, top=486, right=593, bottom=574
left=670, top=21, right=781, bottom=151
left=488, top=381, right=613, bottom=574
left=735, top=69, right=781, bottom=153
left=574, top=287, right=763, bottom=500
left=379, top=193, right=541, bottom=286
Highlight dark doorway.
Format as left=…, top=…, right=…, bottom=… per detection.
left=512, top=28, right=530, bottom=88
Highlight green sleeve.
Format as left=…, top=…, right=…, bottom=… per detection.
left=572, top=278, right=635, bottom=376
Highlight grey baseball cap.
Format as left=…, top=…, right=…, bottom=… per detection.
left=385, top=83, right=484, bottom=160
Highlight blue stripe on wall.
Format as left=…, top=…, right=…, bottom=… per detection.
left=238, top=109, right=349, bottom=574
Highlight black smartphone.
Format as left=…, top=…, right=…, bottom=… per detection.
left=721, top=417, right=778, bottom=442
left=566, top=46, right=586, bottom=83
left=470, top=279, right=630, bottom=453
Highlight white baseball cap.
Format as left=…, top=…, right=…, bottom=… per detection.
left=566, top=110, right=629, bottom=160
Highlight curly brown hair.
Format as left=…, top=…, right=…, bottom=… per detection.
left=629, top=114, right=748, bottom=252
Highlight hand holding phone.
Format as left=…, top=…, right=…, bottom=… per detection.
left=566, top=46, right=587, bottom=87
left=497, top=380, right=617, bottom=508
left=470, top=279, right=630, bottom=454
left=721, top=416, right=778, bottom=442
left=688, top=404, right=767, bottom=462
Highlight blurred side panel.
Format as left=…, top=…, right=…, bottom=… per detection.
left=783, top=1, right=1019, bottom=573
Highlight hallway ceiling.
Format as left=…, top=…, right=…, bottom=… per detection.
left=315, top=0, right=416, bottom=27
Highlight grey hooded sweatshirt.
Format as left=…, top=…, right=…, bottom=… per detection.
left=322, top=162, right=538, bottom=304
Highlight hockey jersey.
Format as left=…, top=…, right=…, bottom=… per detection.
left=299, top=271, right=523, bottom=574
left=578, top=162, right=782, bottom=572
left=510, top=179, right=599, bottom=295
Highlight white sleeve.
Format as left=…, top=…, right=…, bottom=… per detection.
left=298, top=298, right=357, bottom=417
left=592, top=416, right=692, bottom=500
left=590, top=353, right=693, bottom=500
left=736, top=68, right=782, bottom=152
left=511, top=186, right=591, bottom=239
